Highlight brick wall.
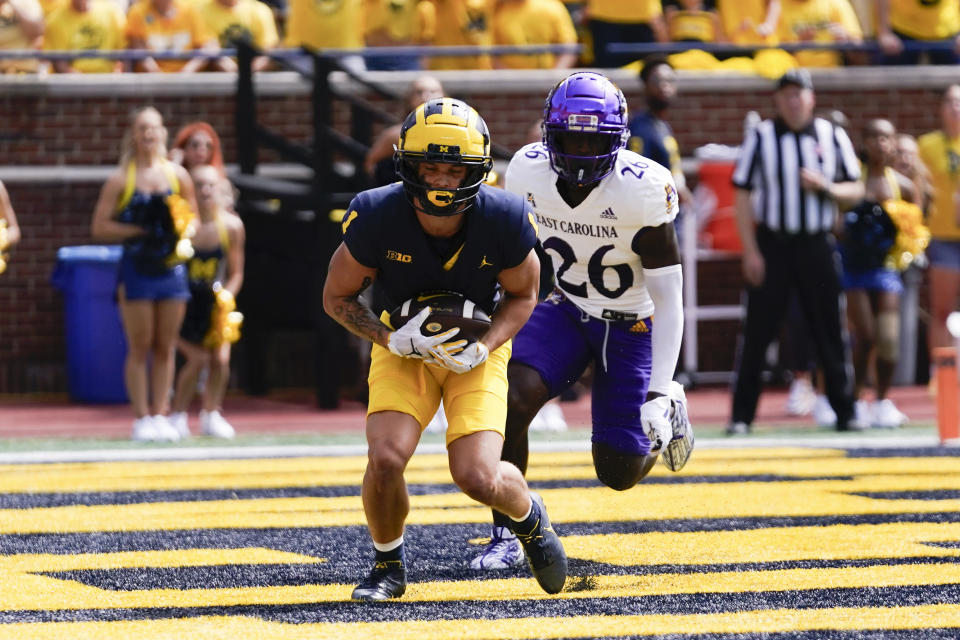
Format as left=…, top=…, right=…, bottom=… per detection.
left=0, top=68, right=950, bottom=395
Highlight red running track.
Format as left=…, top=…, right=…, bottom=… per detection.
left=0, top=385, right=936, bottom=440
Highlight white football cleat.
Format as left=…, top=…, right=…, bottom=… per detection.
left=469, top=526, right=525, bottom=570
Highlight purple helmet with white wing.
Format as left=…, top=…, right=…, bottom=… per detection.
left=542, top=72, right=628, bottom=186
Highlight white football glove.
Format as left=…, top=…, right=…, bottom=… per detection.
left=661, top=381, right=694, bottom=472
left=427, top=340, right=489, bottom=374
left=387, top=307, right=460, bottom=359
left=640, top=395, right=673, bottom=454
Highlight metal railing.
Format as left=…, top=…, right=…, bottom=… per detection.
left=0, top=43, right=583, bottom=63
left=607, top=38, right=960, bottom=56
left=1, top=37, right=955, bottom=63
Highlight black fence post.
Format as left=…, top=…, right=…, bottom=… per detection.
left=310, top=52, right=348, bottom=409
left=236, top=40, right=257, bottom=175
left=312, top=52, right=337, bottom=214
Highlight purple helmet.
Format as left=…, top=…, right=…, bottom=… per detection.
left=542, top=72, right=628, bottom=186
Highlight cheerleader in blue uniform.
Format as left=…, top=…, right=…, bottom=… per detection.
left=838, top=119, right=923, bottom=429
left=169, top=165, right=245, bottom=439
left=91, top=106, right=198, bottom=442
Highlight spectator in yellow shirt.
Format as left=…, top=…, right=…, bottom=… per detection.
left=717, top=0, right=779, bottom=49
left=919, top=85, right=960, bottom=361
left=0, top=0, right=44, bottom=74
left=44, top=0, right=126, bottom=73
left=492, top=0, right=577, bottom=69
left=364, top=0, right=428, bottom=70
left=664, top=0, right=726, bottom=45
left=197, top=0, right=278, bottom=72
left=877, top=0, right=960, bottom=65
left=776, top=0, right=862, bottom=68
left=284, top=0, right=366, bottom=72
left=586, top=0, right=666, bottom=67
left=421, top=0, right=493, bottom=70
left=127, top=0, right=218, bottom=73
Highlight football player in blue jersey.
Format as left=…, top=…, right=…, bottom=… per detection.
left=323, top=97, right=568, bottom=600
left=627, top=57, right=691, bottom=203
left=471, top=71, right=694, bottom=571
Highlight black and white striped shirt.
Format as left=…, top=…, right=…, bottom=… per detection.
left=732, top=117, right=860, bottom=234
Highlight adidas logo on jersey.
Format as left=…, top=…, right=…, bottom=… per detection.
left=599, top=207, right=617, bottom=220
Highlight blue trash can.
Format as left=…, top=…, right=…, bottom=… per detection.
left=51, top=245, right=128, bottom=403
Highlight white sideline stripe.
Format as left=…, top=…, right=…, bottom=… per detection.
left=0, top=435, right=951, bottom=464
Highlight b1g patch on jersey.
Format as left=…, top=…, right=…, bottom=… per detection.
left=385, top=250, right=412, bottom=263
left=665, top=183, right=676, bottom=214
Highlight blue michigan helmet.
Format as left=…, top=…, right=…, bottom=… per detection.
left=394, top=97, right=493, bottom=216
left=542, top=72, right=628, bottom=186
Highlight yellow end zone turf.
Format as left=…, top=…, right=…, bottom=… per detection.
left=0, top=447, right=958, bottom=638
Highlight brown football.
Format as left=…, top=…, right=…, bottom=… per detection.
left=389, top=291, right=491, bottom=345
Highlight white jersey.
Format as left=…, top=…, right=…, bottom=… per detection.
left=505, top=142, right=678, bottom=320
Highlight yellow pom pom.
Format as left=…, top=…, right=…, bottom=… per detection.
left=203, top=300, right=244, bottom=348
left=882, top=199, right=931, bottom=271
left=215, top=287, right=236, bottom=312
left=0, top=253, right=6, bottom=275
left=164, top=194, right=198, bottom=266
left=223, top=311, right=244, bottom=344
left=0, top=219, right=8, bottom=252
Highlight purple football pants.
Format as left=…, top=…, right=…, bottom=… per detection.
left=511, top=294, right=655, bottom=456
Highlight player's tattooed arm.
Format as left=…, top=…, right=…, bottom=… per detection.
left=322, top=245, right=391, bottom=347
left=337, top=277, right=389, bottom=343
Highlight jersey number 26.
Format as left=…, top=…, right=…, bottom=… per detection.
left=544, top=237, right=632, bottom=299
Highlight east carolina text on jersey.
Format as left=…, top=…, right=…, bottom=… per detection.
left=341, top=182, right=538, bottom=317
left=535, top=215, right=619, bottom=238
left=504, top=142, right=678, bottom=319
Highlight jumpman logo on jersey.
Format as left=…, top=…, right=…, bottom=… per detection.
left=479, top=255, right=493, bottom=269
left=599, top=207, right=617, bottom=220
left=526, top=192, right=537, bottom=208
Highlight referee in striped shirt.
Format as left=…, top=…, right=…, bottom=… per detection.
left=728, top=69, right=866, bottom=434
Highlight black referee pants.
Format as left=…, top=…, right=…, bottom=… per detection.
left=731, top=226, right=855, bottom=427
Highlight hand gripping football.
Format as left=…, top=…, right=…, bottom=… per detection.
left=389, top=291, right=491, bottom=346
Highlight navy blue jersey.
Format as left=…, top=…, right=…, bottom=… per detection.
left=627, top=111, right=679, bottom=175
left=342, top=183, right=538, bottom=317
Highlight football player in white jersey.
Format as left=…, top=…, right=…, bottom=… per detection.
left=471, top=71, right=693, bottom=571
